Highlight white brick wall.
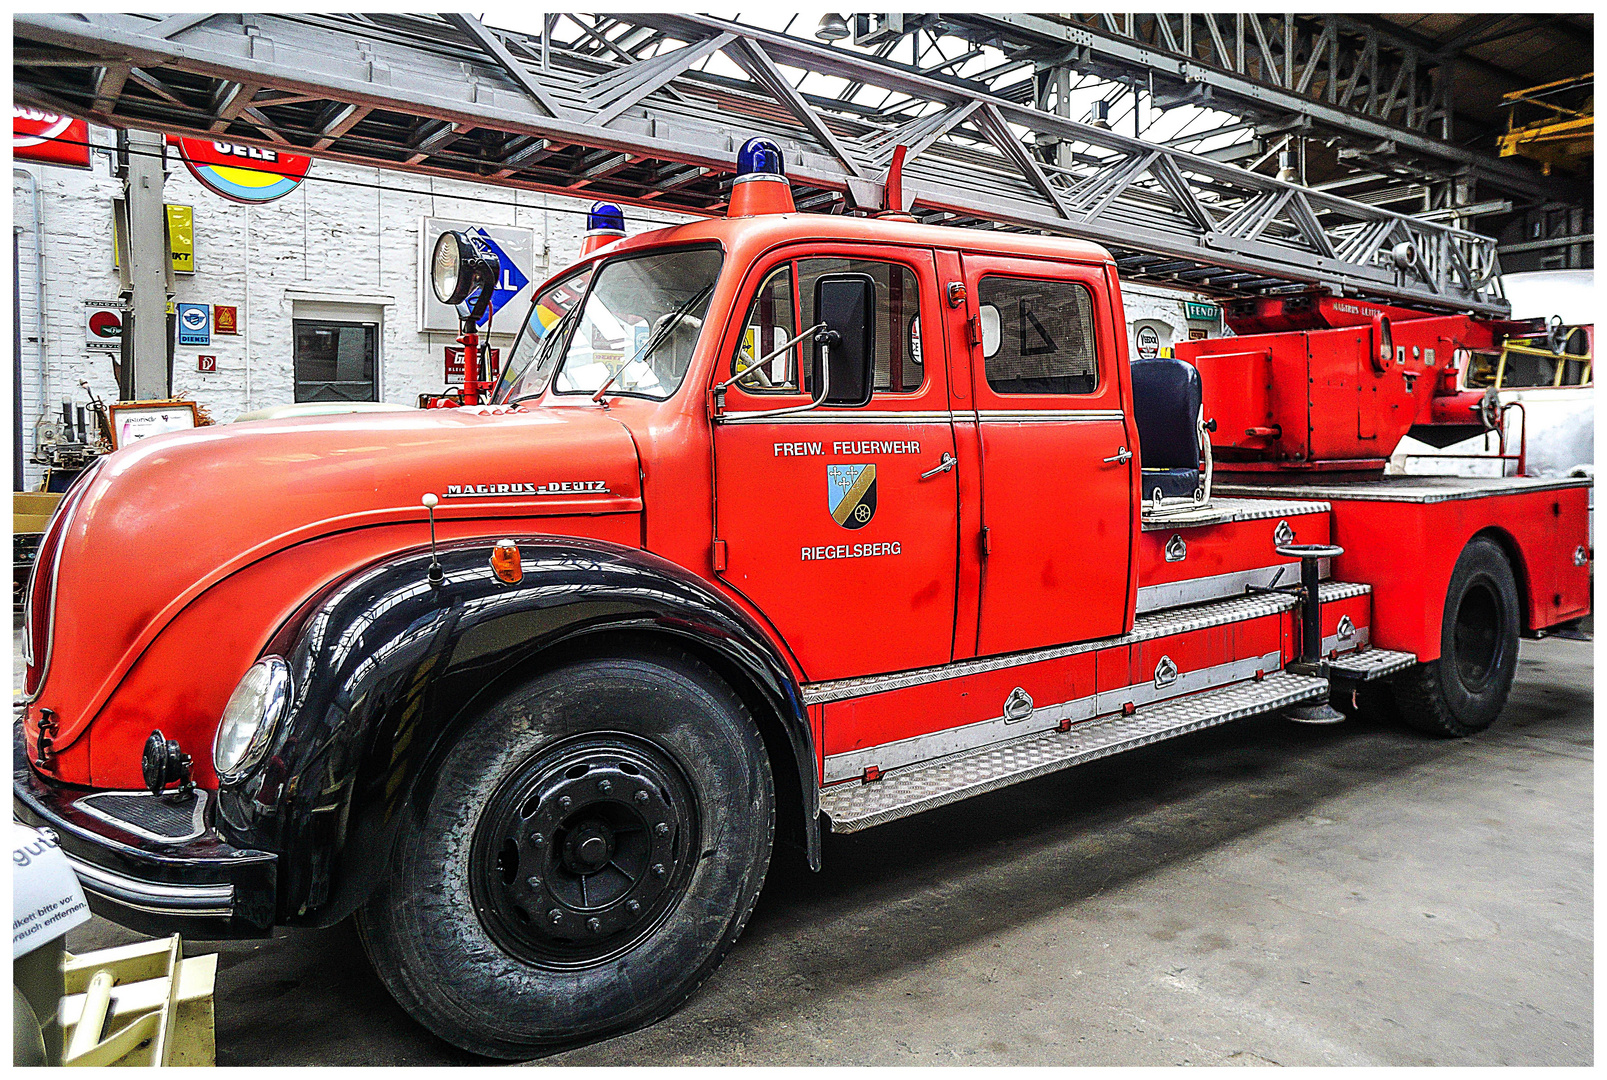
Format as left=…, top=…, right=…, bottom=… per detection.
left=13, top=135, right=691, bottom=488
left=13, top=133, right=1222, bottom=491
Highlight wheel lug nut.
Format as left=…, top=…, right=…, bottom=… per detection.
left=598, top=779, right=612, bottom=793
left=651, top=863, right=666, bottom=878
left=627, top=899, right=641, bottom=913
left=634, top=791, right=649, bottom=803
left=530, top=833, right=545, bottom=846
left=655, top=822, right=669, bottom=837
left=587, top=917, right=601, bottom=933
left=526, top=876, right=541, bottom=887
left=548, top=909, right=563, bottom=924
left=559, top=796, right=572, bottom=809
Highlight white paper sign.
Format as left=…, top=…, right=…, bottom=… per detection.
left=113, top=405, right=196, bottom=448
left=13, top=824, right=90, bottom=958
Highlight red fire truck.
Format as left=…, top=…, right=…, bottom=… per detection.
left=15, top=139, right=1590, bottom=1058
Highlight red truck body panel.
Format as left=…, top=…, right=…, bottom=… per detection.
left=18, top=211, right=1592, bottom=805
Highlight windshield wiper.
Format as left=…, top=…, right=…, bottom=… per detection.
left=502, top=302, right=582, bottom=404
left=591, top=283, right=714, bottom=405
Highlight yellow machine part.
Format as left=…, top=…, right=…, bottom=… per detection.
left=57, top=935, right=217, bottom=1067
left=14, top=492, right=63, bottom=535
left=1497, top=72, right=1593, bottom=174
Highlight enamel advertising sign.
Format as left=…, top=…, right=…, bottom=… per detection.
left=172, top=137, right=310, bottom=203
left=13, top=107, right=90, bottom=169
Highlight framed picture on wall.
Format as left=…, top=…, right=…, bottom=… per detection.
left=107, top=401, right=199, bottom=449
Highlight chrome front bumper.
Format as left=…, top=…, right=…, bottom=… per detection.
left=13, top=722, right=277, bottom=938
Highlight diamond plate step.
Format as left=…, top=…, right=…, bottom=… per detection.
left=1326, top=648, right=1416, bottom=682
left=820, top=671, right=1330, bottom=832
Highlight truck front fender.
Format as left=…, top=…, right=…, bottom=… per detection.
left=214, top=536, right=817, bottom=928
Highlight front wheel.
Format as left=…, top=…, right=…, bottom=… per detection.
left=356, top=646, right=774, bottom=1059
left=1391, top=537, right=1521, bottom=737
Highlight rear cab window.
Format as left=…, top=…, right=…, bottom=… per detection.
left=977, top=276, right=1100, bottom=396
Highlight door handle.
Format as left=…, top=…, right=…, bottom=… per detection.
left=1103, top=447, right=1133, bottom=464
left=920, top=452, right=958, bottom=479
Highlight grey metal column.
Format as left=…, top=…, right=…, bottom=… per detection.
left=121, top=128, right=170, bottom=401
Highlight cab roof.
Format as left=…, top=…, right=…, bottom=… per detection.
left=595, top=211, right=1116, bottom=268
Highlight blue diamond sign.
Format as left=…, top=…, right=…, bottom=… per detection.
left=421, top=218, right=538, bottom=336
left=468, top=227, right=530, bottom=327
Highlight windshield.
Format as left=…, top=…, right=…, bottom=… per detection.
left=548, top=246, right=723, bottom=402
left=493, top=265, right=596, bottom=404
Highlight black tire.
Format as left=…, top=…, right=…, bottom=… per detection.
left=1392, top=537, right=1521, bottom=737
left=356, top=645, right=774, bottom=1059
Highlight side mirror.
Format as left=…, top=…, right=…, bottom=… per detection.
left=811, top=274, right=875, bottom=406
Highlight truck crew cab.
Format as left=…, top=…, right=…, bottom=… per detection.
left=16, top=140, right=1591, bottom=1058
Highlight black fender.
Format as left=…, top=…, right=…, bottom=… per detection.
left=213, top=535, right=819, bottom=928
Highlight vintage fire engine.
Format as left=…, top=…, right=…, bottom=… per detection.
left=16, top=139, right=1591, bottom=1058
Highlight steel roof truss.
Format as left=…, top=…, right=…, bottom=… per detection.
left=11, top=11, right=1509, bottom=314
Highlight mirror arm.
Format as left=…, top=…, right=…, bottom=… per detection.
left=714, top=323, right=826, bottom=393
left=721, top=332, right=836, bottom=422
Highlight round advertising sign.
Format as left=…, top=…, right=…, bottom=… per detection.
left=88, top=309, right=123, bottom=340
left=1135, top=324, right=1162, bottom=360
left=172, top=136, right=310, bottom=203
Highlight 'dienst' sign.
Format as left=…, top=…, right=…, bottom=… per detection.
left=172, top=136, right=310, bottom=204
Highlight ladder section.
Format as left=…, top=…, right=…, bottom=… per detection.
left=821, top=671, right=1329, bottom=833
left=12, top=12, right=1507, bottom=315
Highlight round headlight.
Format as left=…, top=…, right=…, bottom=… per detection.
left=431, top=231, right=467, bottom=305
left=214, top=657, right=291, bottom=779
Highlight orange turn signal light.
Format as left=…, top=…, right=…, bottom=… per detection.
left=490, top=539, right=522, bottom=584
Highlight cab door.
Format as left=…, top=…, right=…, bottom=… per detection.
left=960, top=255, right=1136, bottom=655
left=712, top=248, right=959, bottom=682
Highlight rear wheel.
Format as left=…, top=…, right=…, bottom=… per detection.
left=1392, top=537, right=1521, bottom=737
left=356, top=646, right=774, bottom=1059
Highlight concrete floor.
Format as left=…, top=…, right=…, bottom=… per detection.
left=43, top=634, right=1592, bottom=1066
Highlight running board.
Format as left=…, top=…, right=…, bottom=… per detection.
left=820, top=672, right=1330, bottom=833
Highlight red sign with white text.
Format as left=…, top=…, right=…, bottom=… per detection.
left=446, top=346, right=499, bottom=382
left=13, top=107, right=90, bottom=169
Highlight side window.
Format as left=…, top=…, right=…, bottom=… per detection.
left=731, top=265, right=799, bottom=390
left=800, top=258, right=923, bottom=393
left=733, top=257, right=925, bottom=395
left=978, top=276, right=1099, bottom=395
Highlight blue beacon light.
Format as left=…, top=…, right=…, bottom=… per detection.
left=582, top=201, right=626, bottom=255
left=729, top=136, right=795, bottom=216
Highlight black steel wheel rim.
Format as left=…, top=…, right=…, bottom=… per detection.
left=469, top=733, right=697, bottom=968
left=1452, top=578, right=1504, bottom=692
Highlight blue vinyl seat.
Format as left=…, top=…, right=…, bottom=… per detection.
left=1130, top=357, right=1204, bottom=501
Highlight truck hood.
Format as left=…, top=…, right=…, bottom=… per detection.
left=30, top=405, right=642, bottom=747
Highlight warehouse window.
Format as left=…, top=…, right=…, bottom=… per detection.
left=293, top=320, right=378, bottom=402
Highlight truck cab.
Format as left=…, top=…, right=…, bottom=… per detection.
left=16, top=141, right=1591, bottom=1059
